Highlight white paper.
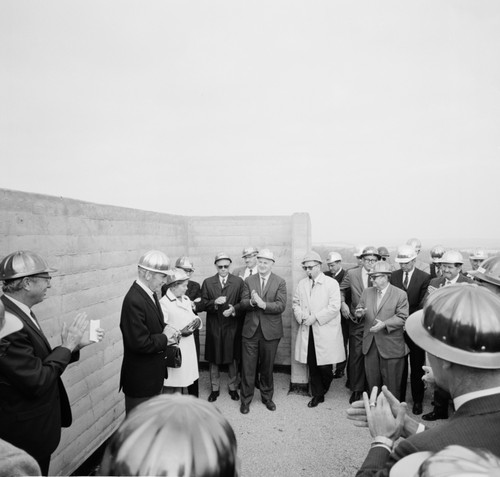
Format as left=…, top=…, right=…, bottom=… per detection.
left=89, top=319, right=100, bottom=343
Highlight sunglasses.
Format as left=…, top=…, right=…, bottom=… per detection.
left=217, top=265, right=230, bottom=269
left=302, top=265, right=318, bottom=271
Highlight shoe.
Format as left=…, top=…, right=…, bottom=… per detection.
left=332, top=370, right=345, bottom=379
left=240, top=403, right=250, bottom=414
left=229, top=390, right=239, bottom=401
left=208, top=391, right=219, bottom=402
left=262, top=400, right=276, bottom=411
left=422, top=411, right=448, bottom=421
left=307, top=396, right=325, bottom=408
left=349, top=391, right=362, bottom=404
left=412, top=402, right=423, bottom=415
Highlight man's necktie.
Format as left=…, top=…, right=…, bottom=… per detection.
left=310, top=278, right=315, bottom=294
left=152, top=293, right=163, bottom=317
left=29, top=310, right=41, bottom=330
left=376, top=290, right=383, bottom=310
left=221, top=278, right=226, bottom=289
left=261, top=277, right=266, bottom=292
left=403, top=272, right=409, bottom=290
left=249, top=269, right=253, bottom=275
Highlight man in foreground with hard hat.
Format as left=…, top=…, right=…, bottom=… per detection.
left=0, top=250, right=103, bottom=475
left=293, top=252, right=344, bottom=407
left=239, top=249, right=287, bottom=414
left=347, top=284, right=500, bottom=477
left=119, top=250, right=178, bottom=415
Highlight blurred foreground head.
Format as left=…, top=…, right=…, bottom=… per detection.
left=99, top=394, right=239, bottom=477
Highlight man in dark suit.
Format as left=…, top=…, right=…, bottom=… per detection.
left=348, top=284, right=500, bottom=477
left=120, top=250, right=177, bottom=415
left=355, top=261, right=409, bottom=400
left=239, top=249, right=287, bottom=414
left=200, top=252, right=245, bottom=403
left=391, top=245, right=431, bottom=414
left=340, top=246, right=381, bottom=403
left=429, top=244, right=445, bottom=279
left=0, top=251, right=101, bottom=475
left=422, top=250, right=474, bottom=421
left=324, top=251, right=348, bottom=379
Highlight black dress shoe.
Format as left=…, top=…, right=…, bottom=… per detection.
left=240, top=403, right=250, bottom=414
left=307, top=396, right=325, bottom=408
left=349, top=391, right=362, bottom=404
left=229, top=390, right=239, bottom=401
left=412, top=402, right=423, bottom=415
left=208, top=391, right=219, bottom=402
left=332, top=370, right=345, bottom=379
left=262, top=400, right=276, bottom=411
left=422, top=411, right=448, bottom=421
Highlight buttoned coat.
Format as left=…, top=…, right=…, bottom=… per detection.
left=391, top=268, right=430, bottom=315
left=240, top=272, right=287, bottom=340
left=200, top=273, right=245, bottom=364
left=425, top=273, right=473, bottom=302
left=293, top=273, right=345, bottom=365
left=358, top=284, right=409, bottom=358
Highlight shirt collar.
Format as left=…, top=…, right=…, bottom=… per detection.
left=334, top=268, right=343, bottom=277
left=135, top=279, right=155, bottom=302
left=454, top=386, right=500, bottom=410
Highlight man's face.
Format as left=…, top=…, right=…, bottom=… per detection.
left=362, top=255, right=379, bottom=272
left=216, top=259, right=231, bottom=278
left=257, top=258, right=273, bottom=276
left=25, top=275, right=52, bottom=306
left=328, top=261, right=342, bottom=275
left=470, top=259, right=483, bottom=271
left=147, top=271, right=168, bottom=293
left=441, top=263, right=461, bottom=281
left=244, top=253, right=258, bottom=270
left=303, top=261, right=321, bottom=280
left=372, top=274, right=389, bottom=290
left=399, top=259, right=416, bottom=273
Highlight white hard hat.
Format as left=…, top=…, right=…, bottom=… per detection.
left=440, top=250, right=464, bottom=265
left=395, top=245, right=418, bottom=263
left=326, top=252, right=342, bottom=264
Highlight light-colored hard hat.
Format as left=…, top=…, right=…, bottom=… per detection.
left=360, top=246, right=382, bottom=260
left=175, top=256, right=195, bottom=271
left=473, top=256, right=500, bottom=288
left=301, top=251, right=322, bottom=265
left=440, top=250, right=464, bottom=265
left=394, top=245, right=418, bottom=263
left=430, top=245, right=446, bottom=263
left=377, top=246, right=390, bottom=258
left=326, top=252, right=342, bottom=264
left=0, top=251, right=57, bottom=280
left=367, top=261, right=393, bottom=276
left=214, top=252, right=232, bottom=264
left=165, top=268, right=190, bottom=287
left=470, top=249, right=488, bottom=261
left=406, top=284, right=500, bottom=368
left=138, top=250, right=170, bottom=274
left=406, top=238, right=422, bottom=252
left=241, top=246, right=259, bottom=258
left=353, top=245, right=367, bottom=258
left=257, top=249, right=275, bottom=262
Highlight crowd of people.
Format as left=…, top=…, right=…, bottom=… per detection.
left=1, top=239, right=500, bottom=476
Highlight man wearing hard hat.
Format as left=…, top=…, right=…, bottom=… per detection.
left=472, top=255, right=500, bottom=296
left=429, top=244, right=445, bottom=279
left=348, top=284, right=500, bottom=477
left=0, top=251, right=103, bottom=475
left=406, top=238, right=430, bottom=274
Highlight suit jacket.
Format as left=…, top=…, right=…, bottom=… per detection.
left=325, top=268, right=346, bottom=285
left=119, top=281, right=169, bottom=398
left=358, top=285, right=409, bottom=358
left=391, top=268, right=430, bottom=315
left=0, top=295, right=79, bottom=460
left=340, top=266, right=369, bottom=314
left=240, top=272, right=287, bottom=341
left=356, top=393, right=500, bottom=477
left=425, top=273, right=474, bottom=302
left=199, top=273, right=245, bottom=364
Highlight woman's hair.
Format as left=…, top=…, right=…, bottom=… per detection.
left=99, top=395, right=239, bottom=477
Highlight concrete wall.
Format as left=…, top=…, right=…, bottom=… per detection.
left=0, top=188, right=310, bottom=476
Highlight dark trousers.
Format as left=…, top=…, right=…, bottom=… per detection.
left=432, top=386, right=451, bottom=417
left=241, top=325, right=280, bottom=405
left=307, top=327, right=333, bottom=397
left=187, top=328, right=200, bottom=397
left=334, top=315, right=349, bottom=373
left=400, top=331, right=426, bottom=403
left=348, top=320, right=366, bottom=392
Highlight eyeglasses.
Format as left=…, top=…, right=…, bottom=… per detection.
left=217, top=265, right=230, bottom=269
left=302, top=265, right=319, bottom=271
left=30, top=274, right=52, bottom=281
left=363, top=258, right=378, bottom=263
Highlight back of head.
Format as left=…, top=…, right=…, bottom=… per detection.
left=99, top=395, right=239, bottom=477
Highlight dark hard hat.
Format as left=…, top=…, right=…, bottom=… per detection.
left=473, top=256, right=500, bottom=288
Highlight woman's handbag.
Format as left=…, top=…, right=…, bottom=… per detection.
left=165, top=344, right=182, bottom=369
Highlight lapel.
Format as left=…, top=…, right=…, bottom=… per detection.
left=260, top=273, right=272, bottom=297
left=376, top=285, right=392, bottom=315
left=132, top=282, right=164, bottom=327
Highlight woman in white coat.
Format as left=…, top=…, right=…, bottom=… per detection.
left=160, top=269, right=202, bottom=394
left=292, top=251, right=346, bottom=407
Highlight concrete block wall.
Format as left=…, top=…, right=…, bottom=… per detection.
left=0, top=188, right=311, bottom=476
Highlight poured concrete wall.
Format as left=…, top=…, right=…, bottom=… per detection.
left=0, top=188, right=310, bottom=476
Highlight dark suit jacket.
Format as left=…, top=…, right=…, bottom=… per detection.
left=358, top=285, right=409, bottom=358
left=325, top=268, right=346, bottom=285
left=119, top=281, right=168, bottom=398
left=425, top=273, right=474, bottom=302
left=199, top=273, right=245, bottom=364
left=0, top=295, right=79, bottom=461
left=391, top=268, right=430, bottom=315
left=240, top=272, right=287, bottom=341
left=356, top=393, right=500, bottom=476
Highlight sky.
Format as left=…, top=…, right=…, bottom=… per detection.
left=1, top=1, right=500, bottom=247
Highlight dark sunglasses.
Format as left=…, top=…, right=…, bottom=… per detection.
left=217, top=265, right=230, bottom=269
left=302, top=265, right=318, bottom=271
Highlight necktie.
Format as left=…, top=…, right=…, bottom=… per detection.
left=261, top=277, right=266, bottom=292
left=221, top=278, right=226, bottom=288
left=403, top=272, right=409, bottom=290
left=376, top=290, right=383, bottom=310
left=249, top=269, right=253, bottom=275
left=29, top=310, right=41, bottom=330
left=310, top=278, right=315, bottom=294
left=366, top=276, right=372, bottom=289
left=152, top=293, right=163, bottom=317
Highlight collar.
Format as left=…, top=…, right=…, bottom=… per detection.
left=334, top=268, right=343, bottom=277
left=259, top=273, right=271, bottom=280
left=135, top=279, right=155, bottom=302
left=165, top=288, right=177, bottom=302
left=377, top=284, right=390, bottom=297
left=454, top=386, right=500, bottom=410
left=446, top=275, right=460, bottom=285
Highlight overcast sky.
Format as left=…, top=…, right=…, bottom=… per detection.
left=1, top=1, right=500, bottom=247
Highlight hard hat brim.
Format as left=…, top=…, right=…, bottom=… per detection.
left=394, top=256, right=417, bottom=263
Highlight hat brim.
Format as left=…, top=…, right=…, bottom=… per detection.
left=394, top=256, right=417, bottom=263
left=367, top=271, right=391, bottom=276
left=406, top=310, right=500, bottom=368
left=0, top=313, right=23, bottom=339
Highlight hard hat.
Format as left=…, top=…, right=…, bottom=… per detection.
left=165, top=268, right=190, bottom=287
left=326, top=252, right=342, bottom=264
left=394, top=245, right=418, bottom=263
left=257, top=249, right=275, bottom=262
left=359, top=246, right=382, bottom=260
left=241, top=246, right=259, bottom=258
left=353, top=245, right=367, bottom=258
left=469, top=249, right=488, bottom=261
left=430, top=245, right=446, bottom=263
left=406, top=238, right=422, bottom=251
left=406, top=284, right=500, bottom=368
left=377, top=246, right=390, bottom=258
left=0, top=251, right=57, bottom=280
left=367, top=261, right=393, bottom=276
left=473, top=256, right=500, bottom=287
left=175, top=256, right=195, bottom=271
left=301, top=251, right=322, bottom=265
left=214, top=252, right=232, bottom=264
left=440, top=250, right=464, bottom=265
left=138, top=250, right=170, bottom=274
